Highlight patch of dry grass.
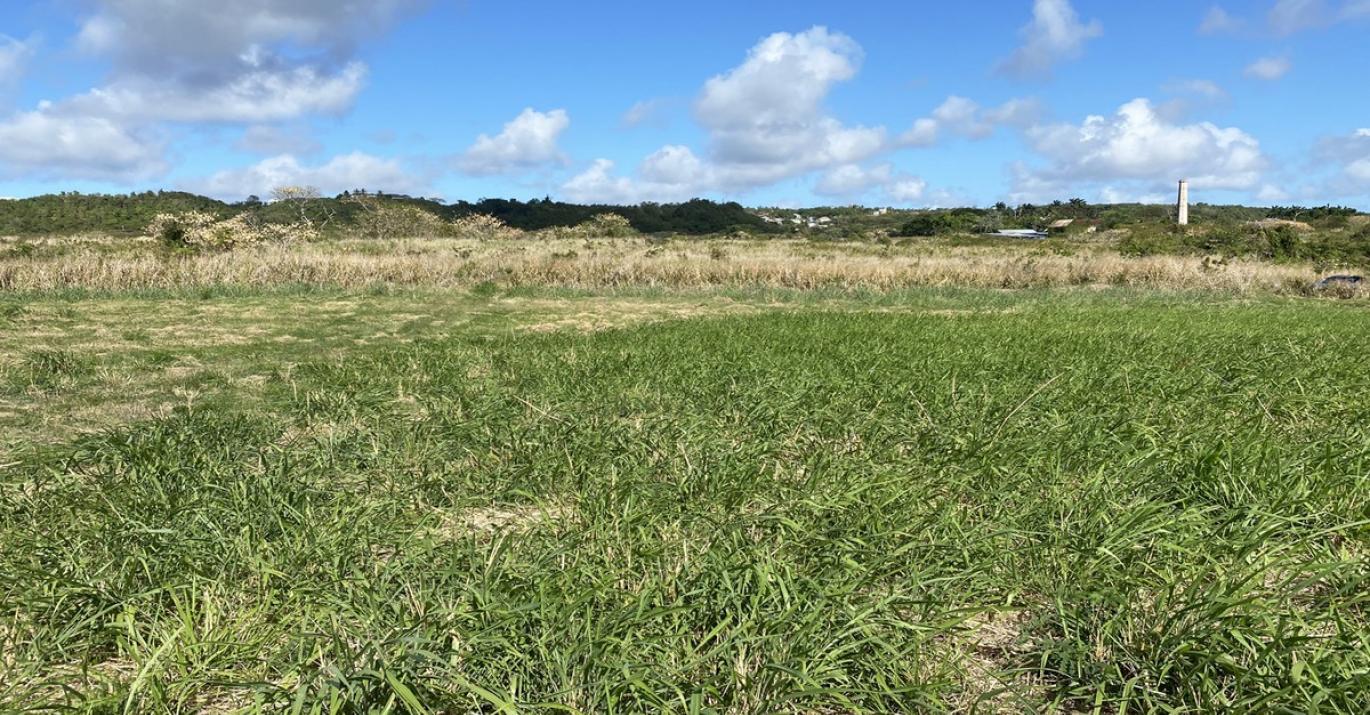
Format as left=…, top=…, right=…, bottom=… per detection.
left=0, top=236, right=1342, bottom=295
left=0, top=291, right=769, bottom=451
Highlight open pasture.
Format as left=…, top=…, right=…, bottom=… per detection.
left=1, top=287, right=1367, bottom=712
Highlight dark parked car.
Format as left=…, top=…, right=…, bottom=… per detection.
left=1313, top=275, right=1364, bottom=289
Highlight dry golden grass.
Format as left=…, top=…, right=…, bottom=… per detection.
left=0, top=236, right=1339, bottom=295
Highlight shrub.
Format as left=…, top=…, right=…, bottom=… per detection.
left=577, top=213, right=637, bottom=238
left=896, top=215, right=943, bottom=237
left=893, top=212, right=974, bottom=237
left=451, top=213, right=521, bottom=241
left=147, top=211, right=220, bottom=247
left=1258, top=225, right=1303, bottom=260
left=147, top=211, right=317, bottom=250
left=357, top=204, right=448, bottom=240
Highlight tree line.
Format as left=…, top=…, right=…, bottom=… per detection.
left=0, top=191, right=773, bottom=237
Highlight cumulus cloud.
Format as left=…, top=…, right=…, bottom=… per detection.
left=898, top=96, right=1041, bottom=147
left=561, top=157, right=702, bottom=204
left=899, top=118, right=940, bottom=147
left=998, top=0, right=1102, bottom=78
left=75, top=1, right=425, bottom=75
left=0, top=1, right=423, bottom=182
left=70, top=1, right=423, bottom=120
left=458, top=108, right=570, bottom=175
left=694, top=27, right=885, bottom=184
left=886, top=178, right=929, bottom=204
left=1020, top=98, right=1266, bottom=195
left=1244, top=56, right=1292, bottom=80
left=564, top=27, right=889, bottom=202
left=562, top=146, right=723, bottom=203
left=184, top=152, right=425, bottom=200
left=931, top=97, right=992, bottom=139
left=1255, top=184, right=1292, bottom=202
left=1199, top=6, right=1243, bottom=34
left=815, top=163, right=894, bottom=196
left=0, top=109, right=167, bottom=180
left=1314, top=128, right=1370, bottom=193
left=64, top=64, right=368, bottom=124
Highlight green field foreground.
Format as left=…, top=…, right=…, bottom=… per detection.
left=1, top=288, right=1368, bottom=712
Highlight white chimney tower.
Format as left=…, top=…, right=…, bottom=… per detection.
left=1177, top=180, right=1189, bottom=226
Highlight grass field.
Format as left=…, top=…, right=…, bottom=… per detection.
left=2, top=284, right=1368, bottom=712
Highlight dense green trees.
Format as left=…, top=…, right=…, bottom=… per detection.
left=0, top=191, right=229, bottom=236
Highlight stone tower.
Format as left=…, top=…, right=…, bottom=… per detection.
left=1177, top=180, right=1189, bottom=226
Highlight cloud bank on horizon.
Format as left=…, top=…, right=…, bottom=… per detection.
left=0, top=0, right=1367, bottom=208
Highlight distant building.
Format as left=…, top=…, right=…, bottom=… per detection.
left=1047, top=219, right=1074, bottom=234
left=991, top=229, right=1048, bottom=239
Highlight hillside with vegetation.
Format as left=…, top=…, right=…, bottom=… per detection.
left=0, top=191, right=773, bottom=238
left=5, top=190, right=1365, bottom=267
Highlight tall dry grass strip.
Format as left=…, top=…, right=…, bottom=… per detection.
left=0, top=238, right=1330, bottom=294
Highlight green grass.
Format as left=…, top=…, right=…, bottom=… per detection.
left=1, top=289, right=1368, bottom=712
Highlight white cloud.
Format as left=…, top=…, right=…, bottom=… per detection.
left=640, top=145, right=710, bottom=186
left=1314, top=128, right=1370, bottom=193
left=811, top=163, right=932, bottom=205
left=0, top=35, right=36, bottom=90
left=1255, top=184, right=1291, bottom=202
left=1244, top=56, right=1291, bottom=80
left=1269, top=0, right=1329, bottom=34
left=1199, top=6, right=1242, bottom=34
left=815, top=163, right=893, bottom=196
left=1021, top=98, right=1266, bottom=192
left=1267, top=0, right=1370, bottom=32
left=898, top=96, right=1041, bottom=147
left=562, top=147, right=724, bottom=204
left=887, top=178, right=929, bottom=204
left=67, top=1, right=423, bottom=122
left=562, top=158, right=701, bottom=204
left=932, top=97, right=993, bottom=139
left=899, top=118, right=940, bottom=147
left=998, top=0, right=1102, bottom=78
left=458, top=108, right=570, bottom=175
left=563, top=27, right=890, bottom=202
left=694, top=27, right=885, bottom=185
left=185, top=152, right=424, bottom=200
left=74, top=1, right=426, bottom=75
left=1097, top=186, right=1170, bottom=204
left=0, top=1, right=422, bottom=182
left=0, top=109, right=167, bottom=180
left=235, top=125, right=323, bottom=156
left=65, top=63, right=367, bottom=123
left=622, top=98, right=671, bottom=128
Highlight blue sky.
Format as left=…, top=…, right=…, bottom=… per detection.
left=0, top=0, right=1367, bottom=208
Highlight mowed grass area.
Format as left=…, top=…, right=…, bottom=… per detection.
left=1, top=287, right=1367, bottom=712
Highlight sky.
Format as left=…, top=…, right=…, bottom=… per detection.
left=0, top=0, right=1367, bottom=208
